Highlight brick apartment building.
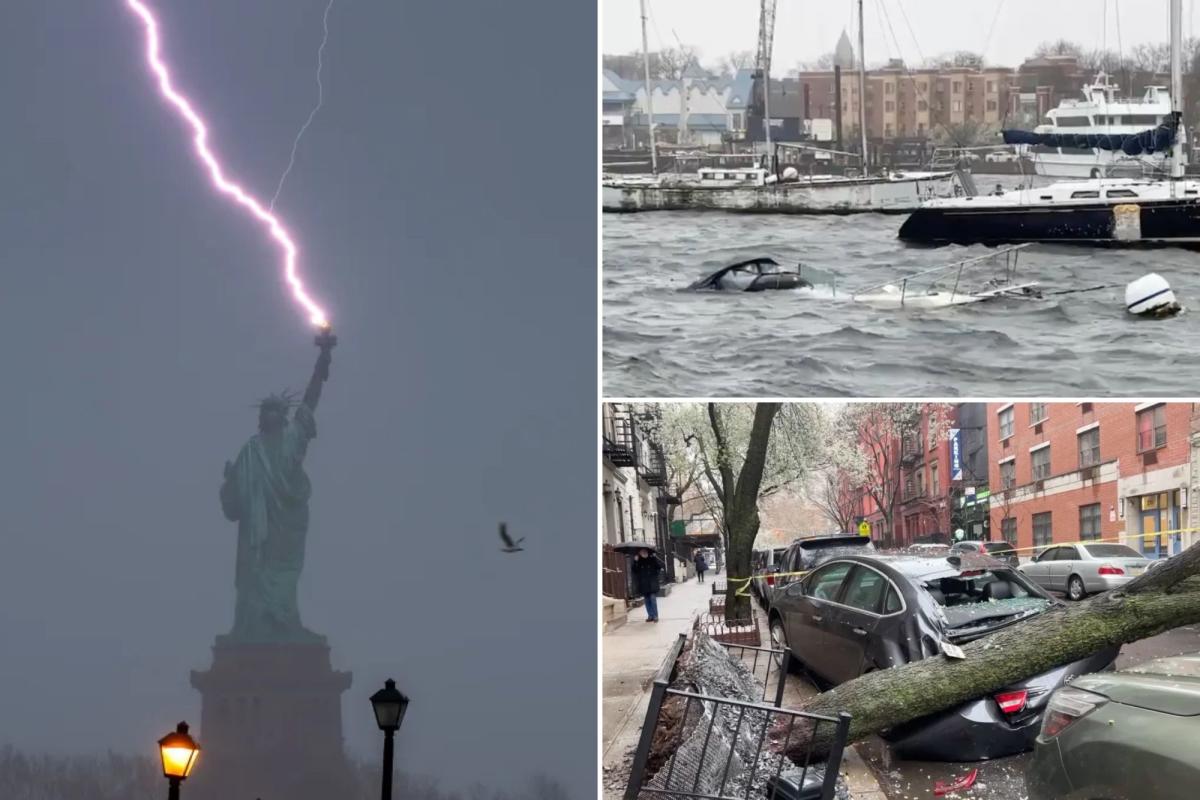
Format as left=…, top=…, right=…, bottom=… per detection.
left=987, top=402, right=1194, bottom=559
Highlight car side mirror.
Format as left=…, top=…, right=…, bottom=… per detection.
left=786, top=581, right=806, bottom=597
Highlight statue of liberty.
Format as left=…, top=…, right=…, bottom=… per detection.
left=219, top=329, right=337, bottom=643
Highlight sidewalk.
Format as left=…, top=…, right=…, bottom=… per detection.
left=602, top=574, right=714, bottom=784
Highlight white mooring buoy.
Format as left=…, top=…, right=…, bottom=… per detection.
left=1126, top=273, right=1183, bottom=318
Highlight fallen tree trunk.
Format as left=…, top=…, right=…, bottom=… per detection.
left=777, top=544, right=1200, bottom=761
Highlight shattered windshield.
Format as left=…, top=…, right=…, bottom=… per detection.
left=920, top=569, right=1050, bottom=632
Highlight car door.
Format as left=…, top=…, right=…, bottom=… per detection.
left=1021, top=547, right=1053, bottom=589
left=822, top=564, right=890, bottom=684
left=783, top=561, right=854, bottom=680
left=1052, top=545, right=1081, bottom=591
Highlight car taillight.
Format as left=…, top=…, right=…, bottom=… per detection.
left=1097, top=565, right=1125, bottom=575
left=993, top=690, right=1028, bottom=715
left=766, top=575, right=775, bottom=586
left=1040, top=687, right=1106, bottom=739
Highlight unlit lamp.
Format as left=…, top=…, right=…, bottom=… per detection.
left=370, top=678, right=410, bottom=731
left=158, top=721, right=199, bottom=799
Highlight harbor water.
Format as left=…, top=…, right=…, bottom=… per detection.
left=603, top=180, right=1200, bottom=397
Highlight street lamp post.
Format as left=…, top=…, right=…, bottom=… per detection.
left=370, top=678, right=410, bottom=800
left=157, top=721, right=200, bottom=800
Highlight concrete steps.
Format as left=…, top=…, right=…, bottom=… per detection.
left=602, top=596, right=628, bottom=632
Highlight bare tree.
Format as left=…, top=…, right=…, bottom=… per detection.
left=656, top=45, right=702, bottom=80
left=808, top=468, right=858, bottom=532
left=932, top=119, right=999, bottom=148
left=1033, top=39, right=1083, bottom=59
left=721, top=50, right=755, bottom=76
left=837, top=404, right=951, bottom=547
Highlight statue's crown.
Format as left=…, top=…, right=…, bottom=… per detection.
left=257, top=390, right=298, bottom=412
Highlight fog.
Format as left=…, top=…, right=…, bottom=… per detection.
left=0, top=0, right=595, bottom=793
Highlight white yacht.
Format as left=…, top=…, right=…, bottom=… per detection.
left=1021, top=73, right=1174, bottom=178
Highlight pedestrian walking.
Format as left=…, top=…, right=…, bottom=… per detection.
left=694, top=551, right=708, bottom=583
left=631, top=548, right=664, bottom=622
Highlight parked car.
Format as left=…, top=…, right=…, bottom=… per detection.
left=950, top=539, right=1019, bottom=568
left=1018, top=542, right=1154, bottom=600
left=767, top=534, right=877, bottom=602
left=766, top=553, right=1119, bottom=761
left=1026, top=652, right=1200, bottom=800
left=750, top=547, right=788, bottom=602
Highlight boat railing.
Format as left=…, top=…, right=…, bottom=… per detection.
left=850, top=244, right=1030, bottom=306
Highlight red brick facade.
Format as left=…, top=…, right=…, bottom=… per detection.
left=987, top=402, right=1194, bottom=557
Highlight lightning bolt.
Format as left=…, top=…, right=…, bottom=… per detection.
left=123, top=0, right=329, bottom=329
left=271, top=0, right=336, bottom=212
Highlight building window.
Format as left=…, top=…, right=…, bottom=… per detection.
left=953, top=81, right=962, bottom=93
left=1137, top=405, right=1167, bottom=452
left=987, top=99, right=998, bottom=111
left=886, top=83, right=895, bottom=94
left=930, top=462, right=939, bottom=495
left=1032, top=446, right=1051, bottom=480
left=918, top=100, right=928, bottom=111
left=1078, top=427, right=1100, bottom=468
left=1000, top=460, right=1016, bottom=489
left=953, top=100, right=963, bottom=112
left=987, top=80, right=996, bottom=92
left=919, top=81, right=928, bottom=92
left=1033, top=512, right=1052, bottom=546
left=1030, top=403, right=1047, bottom=424
left=885, top=100, right=895, bottom=112
left=1002, top=517, right=1017, bottom=545
left=998, top=407, right=1014, bottom=439
left=1079, top=503, right=1101, bottom=541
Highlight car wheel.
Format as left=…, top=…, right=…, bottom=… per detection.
left=769, top=617, right=795, bottom=673
left=1068, top=575, right=1087, bottom=601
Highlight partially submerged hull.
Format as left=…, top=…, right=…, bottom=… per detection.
left=899, top=179, right=1200, bottom=247
left=603, top=172, right=960, bottom=214
left=900, top=198, right=1200, bottom=246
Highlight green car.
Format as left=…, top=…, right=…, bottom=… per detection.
left=1027, top=652, right=1200, bottom=799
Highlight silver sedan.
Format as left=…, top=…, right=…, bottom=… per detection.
left=1018, top=543, right=1155, bottom=601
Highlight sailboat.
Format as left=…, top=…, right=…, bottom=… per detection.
left=898, top=0, right=1200, bottom=247
left=603, top=0, right=965, bottom=214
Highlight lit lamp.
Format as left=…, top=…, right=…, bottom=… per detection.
left=157, top=721, right=200, bottom=800
left=370, top=679, right=410, bottom=800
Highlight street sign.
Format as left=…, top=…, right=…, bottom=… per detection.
left=670, top=520, right=686, bottom=537
left=949, top=428, right=963, bottom=481
left=858, top=520, right=871, bottom=537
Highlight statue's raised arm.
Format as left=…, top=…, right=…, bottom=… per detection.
left=303, top=326, right=337, bottom=412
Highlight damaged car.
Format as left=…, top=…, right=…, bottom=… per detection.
left=687, top=257, right=813, bottom=292
left=766, top=553, right=1119, bottom=761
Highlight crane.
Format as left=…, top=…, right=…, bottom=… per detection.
left=749, top=0, right=778, bottom=168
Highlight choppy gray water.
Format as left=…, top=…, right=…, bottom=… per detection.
left=604, top=193, right=1200, bottom=397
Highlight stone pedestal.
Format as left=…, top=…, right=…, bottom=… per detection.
left=188, top=637, right=355, bottom=800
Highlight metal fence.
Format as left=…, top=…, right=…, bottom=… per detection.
left=625, top=634, right=852, bottom=800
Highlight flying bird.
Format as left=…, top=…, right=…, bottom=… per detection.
left=498, top=523, right=524, bottom=553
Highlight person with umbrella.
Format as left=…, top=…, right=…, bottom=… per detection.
left=631, top=547, right=664, bottom=622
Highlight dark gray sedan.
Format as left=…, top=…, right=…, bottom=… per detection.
left=766, top=553, right=1119, bottom=761
left=1027, top=652, right=1200, bottom=799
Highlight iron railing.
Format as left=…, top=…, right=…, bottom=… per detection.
left=625, top=635, right=852, bottom=800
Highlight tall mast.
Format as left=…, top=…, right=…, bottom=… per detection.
left=640, top=0, right=658, bottom=175
left=1170, top=0, right=1185, bottom=178
left=857, top=0, right=869, bottom=173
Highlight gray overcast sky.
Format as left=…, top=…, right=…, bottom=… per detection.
left=603, top=0, right=1192, bottom=70
left=0, top=0, right=593, bottom=794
